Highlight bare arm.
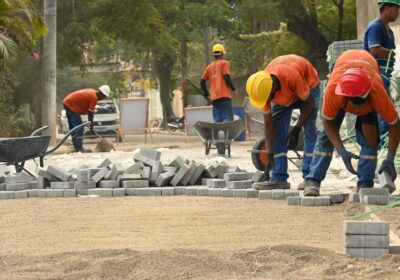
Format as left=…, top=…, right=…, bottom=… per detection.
left=369, top=46, right=395, bottom=59
left=323, top=118, right=342, bottom=148
left=388, top=120, right=400, bottom=154
left=88, top=111, right=94, bottom=131
left=295, top=95, right=315, bottom=128
left=263, top=112, right=274, bottom=153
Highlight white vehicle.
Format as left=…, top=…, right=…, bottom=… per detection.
left=59, top=99, right=119, bottom=135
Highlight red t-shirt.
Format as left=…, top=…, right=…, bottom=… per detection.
left=322, top=50, right=398, bottom=125
left=63, top=89, right=98, bottom=114
left=201, top=58, right=232, bottom=101
left=263, top=55, right=319, bottom=113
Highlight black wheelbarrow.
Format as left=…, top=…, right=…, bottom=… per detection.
left=193, top=120, right=245, bottom=157
left=0, top=122, right=90, bottom=175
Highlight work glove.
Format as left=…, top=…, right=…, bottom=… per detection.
left=378, top=152, right=397, bottom=181
left=286, top=126, right=302, bottom=150
left=262, top=153, right=275, bottom=181
left=336, top=146, right=359, bottom=175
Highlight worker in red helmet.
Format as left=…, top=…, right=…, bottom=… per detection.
left=303, top=50, right=400, bottom=196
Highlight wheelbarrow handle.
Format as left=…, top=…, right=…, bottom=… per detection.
left=30, top=126, right=49, bottom=136
left=44, top=121, right=90, bottom=155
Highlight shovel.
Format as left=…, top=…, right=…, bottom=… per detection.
left=86, top=125, right=115, bottom=152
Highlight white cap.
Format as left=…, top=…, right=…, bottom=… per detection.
left=98, top=85, right=110, bottom=97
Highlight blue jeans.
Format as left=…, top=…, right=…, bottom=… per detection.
left=269, top=86, right=320, bottom=181
left=213, top=98, right=233, bottom=123
left=305, top=110, right=378, bottom=187
left=64, top=105, right=83, bottom=151
left=378, top=69, right=391, bottom=145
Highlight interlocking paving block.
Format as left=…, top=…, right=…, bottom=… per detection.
left=252, top=171, right=265, bottom=183
left=301, top=196, right=331, bottom=206
left=6, top=183, right=28, bottom=191
left=161, top=187, right=175, bottom=196
left=252, top=182, right=274, bottom=190
left=150, top=162, right=163, bottom=183
left=350, top=193, right=360, bottom=203
left=14, top=190, right=27, bottom=199
left=344, top=221, right=390, bottom=235
left=51, top=181, right=75, bottom=189
left=137, top=148, right=161, bottom=161
left=63, top=189, right=77, bottom=197
left=88, top=188, right=113, bottom=197
left=227, top=180, right=253, bottom=189
left=345, top=235, right=389, bottom=248
left=174, top=187, right=186, bottom=196
left=133, top=153, right=157, bottom=167
left=233, top=189, right=247, bottom=198
left=99, top=180, right=118, bottom=189
left=112, top=188, right=125, bottom=197
left=259, top=190, right=272, bottom=200
left=323, top=192, right=345, bottom=203
left=125, top=188, right=139, bottom=196
left=27, top=189, right=39, bottom=198
left=271, top=190, right=285, bottom=200
left=148, top=187, right=162, bottom=196
left=163, top=166, right=178, bottom=173
left=189, top=163, right=206, bottom=186
left=359, top=188, right=389, bottom=202
left=28, top=181, right=38, bottom=189
left=364, top=195, right=390, bottom=205
left=47, top=165, right=73, bottom=181
left=379, top=171, right=396, bottom=194
left=74, top=181, right=96, bottom=190
left=344, top=248, right=389, bottom=260
left=6, top=173, right=35, bottom=184
left=201, top=178, right=208, bottom=186
left=156, top=171, right=176, bottom=187
left=91, top=167, right=110, bottom=183
left=227, top=166, right=241, bottom=173
left=207, top=179, right=226, bottom=189
left=76, top=189, right=89, bottom=195
left=171, top=164, right=190, bottom=186
left=217, top=165, right=230, bottom=179
left=221, top=188, right=233, bottom=197
left=137, top=188, right=150, bottom=196
left=39, top=189, right=64, bottom=198
left=209, top=188, right=222, bottom=197
left=204, top=165, right=218, bottom=178
left=77, top=169, right=92, bottom=182
left=284, top=190, right=300, bottom=198
left=0, top=191, right=14, bottom=199
left=0, top=183, right=5, bottom=191
left=389, top=245, right=400, bottom=254
left=246, top=189, right=259, bottom=198
left=98, top=158, right=112, bottom=168
left=124, top=162, right=144, bottom=174
left=117, top=174, right=142, bottom=184
left=36, top=167, right=59, bottom=181
left=224, top=172, right=252, bottom=182
left=109, top=164, right=125, bottom=181
left=180, top=162, right=197, bottom=186
left=169, top=156, right=186, bottom=169
left=287, top=196, right=301, bottom=205
left=197, top=187, right=209, bottom=196
left=122, top=180, right=149, bottom=188
left=185, top=187, right=198, bottom=196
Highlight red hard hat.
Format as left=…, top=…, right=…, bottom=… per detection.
left=335, top=68, right=372, bottom=97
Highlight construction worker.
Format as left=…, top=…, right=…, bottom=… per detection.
left=246, top=55, right=320, bottom=190
left=63, top=85, right=110, bottom=153
left=364, top=0, right=400, bottom=142
left=201, top=44, right=238, bottom=123
left=304, top=50, right=400, bottom=196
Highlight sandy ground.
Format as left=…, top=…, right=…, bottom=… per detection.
left=1, top=133, right=400, bottom=279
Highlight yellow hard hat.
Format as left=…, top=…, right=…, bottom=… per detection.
left=246, top=71, right=273, bottom=109
left=212, top=44, right=225, bottom=54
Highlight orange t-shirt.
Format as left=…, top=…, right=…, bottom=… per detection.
left=63, top=89, right=98, bottom=114
left=322, top=50, right=398, bottom=125
left=263, top=55, right=319, bottom=113
left=201, top=58, right=232, bottom=101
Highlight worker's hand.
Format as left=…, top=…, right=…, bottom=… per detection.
left=378, top=152, right=397, bottom=181
left=286, top=126, right=301, bottom=150
left=232, top=90, right=239, bottom=98
left=263, top=153, right=275, bottom=181
left=336, top=146, right=359, bottom=175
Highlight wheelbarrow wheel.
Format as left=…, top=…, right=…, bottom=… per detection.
left=217, top=142, right=226, bottom=155
left=251, top=137, right=269, bottom=171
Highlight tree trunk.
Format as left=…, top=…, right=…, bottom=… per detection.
left=181, top=39, right=188, bottom=107
left=154, top=54, right=174, bottom=128
left=334, top=0, right=345, bottom=41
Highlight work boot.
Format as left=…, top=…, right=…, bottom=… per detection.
left=297, top=181, right=306, bottom=190
left=303, top=180, right=320, bottom=196
left=76, top=148, right=92, bottom=153
left=252, top=180, right=290, bottom=190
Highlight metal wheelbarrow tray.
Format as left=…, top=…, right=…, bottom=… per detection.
left=0, top=122, right=89, bottom=174
left=193, top=120, right=245, bottom=157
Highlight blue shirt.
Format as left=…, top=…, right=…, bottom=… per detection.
left=364, top=18, right=395, bottom=73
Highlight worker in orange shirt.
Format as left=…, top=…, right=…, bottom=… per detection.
left=201, top=44, right=238, bottom=123
left=304, top=50, right=400, bottom=196
left=63, top=85, right=110, bottom=153
left=246, top=55, right=320, bottom=189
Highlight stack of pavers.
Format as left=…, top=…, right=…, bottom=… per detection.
left=344, top=220, right=390, bottom=259
left=350, top=188, right=391, bottom=205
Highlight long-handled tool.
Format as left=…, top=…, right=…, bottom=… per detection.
left=185, top=78, right=211, bottom=105
left=85, top=125, right=115, bottom=152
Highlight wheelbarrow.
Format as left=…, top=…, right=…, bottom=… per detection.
left=193, top=120, right=245, bottom=157
left=249, top=118, right=303, bottom=171
left=0, top=122, right=90, bottom=175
